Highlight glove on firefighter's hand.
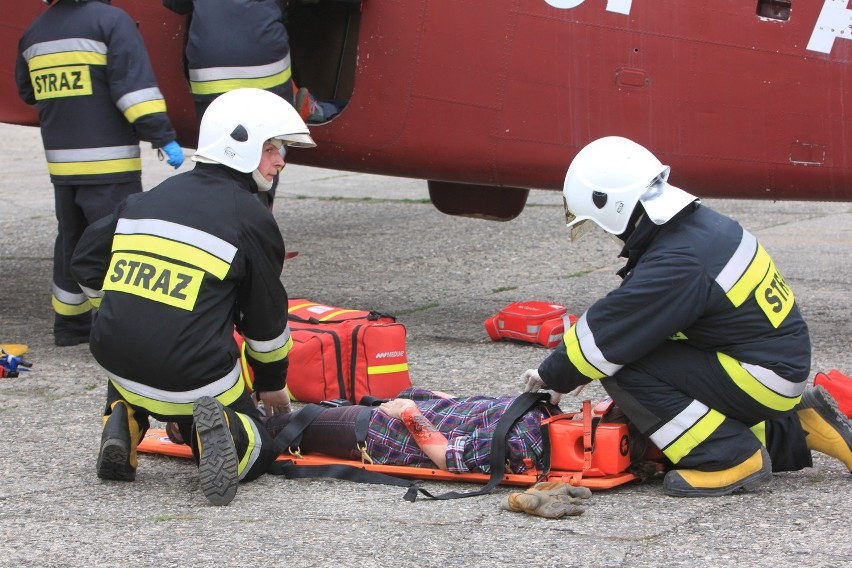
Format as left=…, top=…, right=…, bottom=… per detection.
left=521, top=369, right=545, bottom=392
left=162, top=140, right=184, bottom=169
left=521, top=369, right=562, bottom=406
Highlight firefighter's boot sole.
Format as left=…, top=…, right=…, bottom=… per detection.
left=193, top=396, right=239, bottom=506
left=796, top=385, right=852, bottom=473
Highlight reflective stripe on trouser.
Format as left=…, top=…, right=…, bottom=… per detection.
left=52, top=182, right=141, bottom=322
left=600, top=341, right=802, bottom=470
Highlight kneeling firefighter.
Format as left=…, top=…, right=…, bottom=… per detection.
left=71, top=88, right=315, bottom=505
left=521, top=136, right=812, bottom=497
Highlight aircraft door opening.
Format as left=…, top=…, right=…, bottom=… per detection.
left=287, top=0, right=362, bottom=123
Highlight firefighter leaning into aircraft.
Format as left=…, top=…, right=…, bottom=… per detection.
left=70, top=88, right=316, bottom=506
left=15, top=0, right=185, bottom=347
left=522, top=136, right=818, bottom=497
left=162, top=0, right=296, bottom=123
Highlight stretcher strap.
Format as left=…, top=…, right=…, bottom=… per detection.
left=271, top=404, right=326, bottom=455
left=268, top=392, right=551, bottom=501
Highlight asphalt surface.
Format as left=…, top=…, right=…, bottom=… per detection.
left=0, top=122, right=850, bottom=568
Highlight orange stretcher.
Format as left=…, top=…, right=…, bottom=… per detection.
left=138, top=404, right=640, bottom=491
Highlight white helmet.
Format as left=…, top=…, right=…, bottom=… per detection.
left=562, top=137, right=698, bottom=240
left=193, top=88, right=316, bottom=173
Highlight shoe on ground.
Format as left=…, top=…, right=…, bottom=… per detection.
left=54, top=331, right=89, bottom=347
left=663, top=447, right=772, bottom=497
left=795, top=385, right=852, bottom=472
left=97, top=401, right=136, bottom=481
left=193, top=396, right=239, bottom=506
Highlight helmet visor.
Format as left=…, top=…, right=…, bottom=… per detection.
left=564, top=195, right=594, bottom=242
left=276, top=133, right=317, bottom=148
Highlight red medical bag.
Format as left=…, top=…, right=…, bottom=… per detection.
left=283, top=299, right=411, bottom=404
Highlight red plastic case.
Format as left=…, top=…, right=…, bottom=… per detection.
left=484, top=301, right=577, bottom=348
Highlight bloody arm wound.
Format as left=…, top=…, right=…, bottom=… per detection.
left=379, top=399, right=449, bottom=470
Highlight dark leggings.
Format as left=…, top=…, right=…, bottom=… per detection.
left=265, top=405, right=371, bottom=460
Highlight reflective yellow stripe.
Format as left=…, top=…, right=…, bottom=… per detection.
left=727, top=245, right=771, bottom=307
left=565, top=325, right=606, bottom=380
left=319, top=309, right=360, bottom=321
left=368, top=363, right=409, bottom=375
left=751, top=421, right=767, bottom=446
left=718, top=353, right=801, bottom=411
left=235, top=413, right=257, bottom=476
left=122, top=99, right=167, bottom=123
left=48, top=157, right=142, bottom=176
left=189, top=67, right=292, bottom=95
left=109, top=377, right=245, bottom=417
left=51, top=295, right=92, bottom=316
left=288, top=302, right=318, bottom=312
left=89, top=296, right=102, bottom=309
left=245, top=336, right=293, bottom=363
left=28, top=51, right=106, bottom=71
left=238, top=338, right=253, bottom=391
left=112, top=234, right=231, bottom=280
left=663, top=409, right=725, bottom=464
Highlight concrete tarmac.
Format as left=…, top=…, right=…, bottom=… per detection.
left=0, top=123, right=850, bottom=568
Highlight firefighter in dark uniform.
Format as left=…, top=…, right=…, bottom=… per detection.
left=16, top=0, right=185, bottom=346
left=71, top=88, right=316, bottom=506
left=162, top=0, right=296, bottom=209
left=162, top=0, right=295, bottom=123
left=521, top=136, right=813, bottom=497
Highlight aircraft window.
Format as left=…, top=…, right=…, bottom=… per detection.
left=756, top=0, right=791, bottom=21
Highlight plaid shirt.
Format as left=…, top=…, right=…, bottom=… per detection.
left=363, top=387, right=554, bottom=474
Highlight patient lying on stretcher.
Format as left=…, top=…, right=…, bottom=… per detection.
left=262, top=383, right=852, bottom=484
left=264, top=387, right=559, bottom=475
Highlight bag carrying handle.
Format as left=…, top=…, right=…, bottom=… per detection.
left=288, top=310, right=397, bottom=325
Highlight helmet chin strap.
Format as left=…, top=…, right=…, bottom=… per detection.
left=613, top=207, right=647, bottom=244
left=252, top=169, right=274, bottom=192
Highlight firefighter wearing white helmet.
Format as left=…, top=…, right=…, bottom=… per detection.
left=522, top=136, right=812, bottom=497
left=562, top=136, right=699, bottom=241
left=70, top=87, right=315, bottom=506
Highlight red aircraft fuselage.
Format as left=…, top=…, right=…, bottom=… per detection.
left=3, top=0, right=850, bottom=219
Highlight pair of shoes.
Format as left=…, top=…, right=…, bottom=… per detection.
left=193, top=396, right=239, bottom=506
left=55, top=331, right=89, bottom=347
left=663, top=447, right=773, bottom=497
left=96, top=401, right=138, bottom=481
left=500, top=481, right=592, bottom=518
left=294, top=87, right=324, bottom=123
left=795, top=385, right=852, bottom=472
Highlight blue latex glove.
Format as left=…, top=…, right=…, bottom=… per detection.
left=162, top=140, right=184, bottom=169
